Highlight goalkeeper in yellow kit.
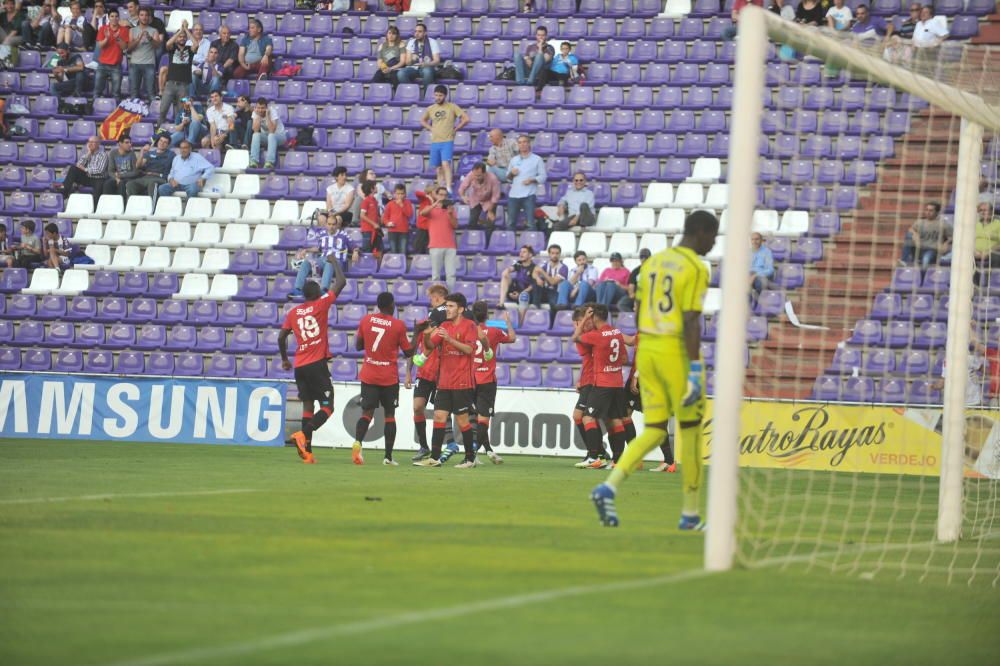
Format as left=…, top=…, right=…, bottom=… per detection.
left=591, top=210, right=718, bottom=529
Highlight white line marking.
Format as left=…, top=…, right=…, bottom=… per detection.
left=0, top=489, right=258, bottom=506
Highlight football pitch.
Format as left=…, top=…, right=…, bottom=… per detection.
left=1, top=441, right=997, bottom=666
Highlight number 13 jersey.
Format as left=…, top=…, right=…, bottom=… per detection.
left=281, top=291, right=338, bottom=367
left=636, top=246, right=709, bottom=343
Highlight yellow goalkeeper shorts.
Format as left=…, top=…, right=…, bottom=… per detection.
left=636, top=342, right=705, bottom=426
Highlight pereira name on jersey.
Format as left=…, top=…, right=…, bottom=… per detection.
left=358, top=313, right=410, bottom=386
left=282, top=292, right=337, bottom=367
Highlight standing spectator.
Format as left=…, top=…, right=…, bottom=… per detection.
left=826, top=0, right=853, bottom=31
left=325, top=166, right=355, bottom=225
left=851, top=5, right=892, bottom=41
left=900, top=202, right=950, bottom=270
left=372, top=25, right=406, bottom=87
left=594, top=252, right=631, bottom=307
left=497, top=245, right=538, bottom=315
left=383, top=183, right=413, bottom=255
left=514, top=26, right=550, bottom=87
left=618, top=248, right=652, bottom=313
left=90, top=1, right=110, bottom=42
left=102, top=134, right=139, bottom=198
left=93, top=8, right=128, bottom=100
left=353, top=169, right=387, bottom=220
left=543, top=41, right=579, bottom=88
left=973, top=202, right=1000, bottom=288
left=913, top=5, right=948, bottom=50
left=59, top=136, right=108, bottom=206
left=157, top=139, right=214, bottom=198
left=126, top=133, right=174, bottom=199
left=56, top=1, right=86, bottom=50
left=187, top=23, right=211, bottom=72
left=458, top=162, right=501, bottom=241
left=42, top=223, right=72, bottom=270
left=202, top=90, right=235, bottom=150
left=426, top=186, right=459, bottom=290
left=505, top=135, right=547, bottom=231
left=233, top=19, right=272, bottom=79
left=9, top=220, right=42, bottom=269
left=127, top=7, right=161, bottom=102
left=159, top=20, right=194, bottom=127
left=122, top=0, right=141, bottom=28
left=531, top=243, right=568, bottom=309
left=190, top=45, right=223, bottom=97
left=553, top=172, right=596, bottom=230
left=49, top=42, right=88, bottom=97
left=398, top=22, right=440, bottom=90
left=750, top=232, right=775, bottom=297
left=359, top=181, right=383, bottom=255
left=485, top=128, right=517, bottom=182
left=723, top=0, right=764, bottom=41
left=896, top=3, right=921, bottom=39
left=210, top=25, right=239, bottom=83
left=421, top=85, right=469, bottom=194
left=795, top=0, right=826, bottom=26
left=557, top=250, right=599, bottom=306
left=249, top=97, right=287, bottom=170
left=22, top=1, right=60, bottom=49
left=0, top=222, right=10, bottom=268
left=169, top=97, right=205, bottom=147
left=289, top=211, right=358, bottom=299
left=413, top=188, right=432, bottom=254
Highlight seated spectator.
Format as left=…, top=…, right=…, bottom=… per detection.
left=210, top=25, right=239, bottom=83
left=458, top=162, right=501, bottom=241
left=883, top=34, right=913, bottom=66
left=159, top=21, right=195, bottom=127
left=384, top=0, right=411, bottom=12
left=553, top=172, right=596, bottom=231
left=230, top=95, right=253, bottom=149
left=0, top=222, right=9, bottom=267
left=515, top=26, right=551, bottom=87
left=382, top=183, right=413, bottom=255
left=187, top=23, right=211, bottom=74
left=543, top=41, right=579, bottom=87
left=126, top=7, right=162, bottom=102
left=359, top=181, right=383, bottom=255
left=557, top=250, right=599, bottom=307
left=60, top=135, right=108, bottom=206
left=126, top=133, right=174, bottom=199
left=398, top=22, right=440, bottom=89
left=22, top=1, right=60, bottom=49
left=900, top=202, right=949, bottom=270
left=506, top=135, right=547, bottom=231
left=594, top=252, right=631, bottom=308
left=233, top=19, right=272, bottom=79
left=896, top=3, right=921, bottom=40
left=93, top=8, right=128, bottom=100
left=851, top=4, right=892, bottom=41
left=426, top=186, right=459, bottom=289
left=724, top=0, right=764, bottom=41
left=372, top=26, right=406, bottom=87
left=325, top=166, right=355, bottom=225
left=102, top=134, right=139, bottom=198
left=498, top=245, right=538, bottom=315
left=826, top=0, right=853, bottom=31
left=619, top=248, right=652, bottom=312
left=49, top=42, right=89, bottom=97
left=289, top=211, right=358, bottom=298
left=158, top=139, right=214, bottom=198
left=202, top=90, right=235, bottom=150
left=9, top=220, right=42, bottom=269
left=190, top=45, right=223, bottom=97
left=485, top=128, right=517, bottom=183
left=769, top=0, right=796, bottom=20
left=42, top=223, right=72, bottom=271
left=531, top=243, right=568, bottom=309
left=750, top=232, right=775, bottom=297
left=170, top=97, right=205, bottom=147
left=912, top=5, right=948, bottom=49
left=974, top=202, right=1000, bottom=287
left=795, top=0, right=826, bottom=26
left=249, top=97, right=287, bottom=170
left=57, top=1, right=88, bottom=50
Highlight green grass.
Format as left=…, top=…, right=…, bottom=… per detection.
left=1, top=440, right=997, bottom=666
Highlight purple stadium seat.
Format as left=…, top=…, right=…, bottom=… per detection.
left=124, top=298, right=157, bottom=325
left=132, top=324, right=165, bottom=351
left=908, top=380, right=941, bottom=405
left=171, top=353, right=202, bottom=377
left=156, top=301, right=189, bottom=326
left=888, top=321, right=914, bottom=347
left=163, top=324, right=196, bottom=352
left=510, top=362, right=542, bottom=387
left=63, top=295, right=97, bottom=322
left=774, top=264, right=805, bottom=289
left=81, top=350, right=113, bottom=374
left=194, top=326, right=225, bottom=353
left=14, top=320, right=44, bottom=346
left=870, top=293, right=903, bottom=320
left=864, top=349, right=896, bottom=375
left=51, top=349, right=82, bottom=373
left=142, top=351, right=172, bottom=375
left=20, top=349, right=51, bottom=372
left=841, top=377, right=875, bottom=402
left=517, top=309, right=549, bottom=335
left=74, top=322, right=105, bottom=349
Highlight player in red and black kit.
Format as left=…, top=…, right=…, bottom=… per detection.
left=414, top=292, right=480, bottom=468
left=571, top=304, right=609, bottom=469
left=471, top=301, right=515, bottom=464
left=278, top=255, right=347, bottom=464
left=624, top=333, right=675, bottom=472
left=354, top=291, right=415, bottom=466
left=407, top=283, right=449, bottom=462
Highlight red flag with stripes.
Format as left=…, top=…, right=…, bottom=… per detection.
left=99, top=98, right=149, bottom=141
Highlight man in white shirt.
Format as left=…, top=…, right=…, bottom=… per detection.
left=912, top=5, right=948, bottom=48
left=202, top=90, right=235, bottom=150
left=249, top=97, right=286, bottom=170
left=325, top=166, right=355, bottom=225
left=398, top=22, right=440, bottom=90
left=505, top=135, right=547, bottom=232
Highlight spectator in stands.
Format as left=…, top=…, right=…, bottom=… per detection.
left=557, top=250, right=599, bottom=307
left=350, top=169, right=387, bottom=222
left=506, top=134, right=547, bottom=231
left=618, top=248, right=652, bottom=313
left=56, top=1, right=87, bottom=50
left=932, top=324, right=989, bottom=406
left=413, top=188, right=432, bottom=254
left=553, top=172, right=596, bottom=231
left=883, top=34, right=913, bottom=66
left=425, top=186, right=459, bottom=289
left=233, top=18, right=272, bottom=79
left=126, top=7, right=161, bottom=102
left=0, top=223, right=9, bottom=267
left=372, top=25, right=406, bottom=87
left=900, top=202, right=950, bottom=270
left=723, top=0, right=764, bottom=41
left=202, top=90, right=235, bottom=150
left=59, top=135, right=108, bottom=205
left=851, top=4, right=892, bottom=41
left=974, top=202, right=1000, bottom=287
left=42, top=222, right=72, bottom=270
left=531, top=243, right=568, bottom=310
left=421, top=84, right=469, bottom=194
left=93, top=8, right=128, bottom=100
left=382, top=183, right=412, bottom=255
left=399, top=22, right=441, bottom=90
left=158, top=139, right=214, bottom=198
left=190, top=45, right=223, bottom=97
left=769, top=0, right=796, bottom=20
left=211, top=25, right=239, bottom=83
left=22, top=1, right=60, bottom=49
left=514, top=26, right=551, bottom=87
left=230, top=94, right=253, bottom=149
left=49, top=42, right=88, bottom=97
left=359, top=181, right=383, bottom=254
left=249, top=97, right=287, bottom=170
left=795, top=0, right=826, bottom=26
left=122, top=0, right=140, bottom=28
left=90, top=1, right=110, bottom=42
left=385, top=0, right=411, bottom=13
left=458, top=162, right=502, bottom=242
left=980, top=177, right=1000, bottom=209
left=9, top=220, right=42, bottom=269
left=126, top=133, right=174, bottom=199
left=187, top=23, right=210, bottom=71
left=750, top=232, right=775, bottom=298
left=325, top=166, right=355, bottom=225
left=102, top=134, right=139, bottom=198
left=498, top=245, right=538, bottom=314
left=159, top=20, right=194, bottom=127
left=543, top=41, right=579, bottom=87
left=169, top=97, right=204, bottom=147
left=896, top=3, right=921, bottom=40
left=826, top=0, right=853, bottom=31
left=912, top=5, right=948, bottom=49
left=485, top=128, right=517, bottom=183
left=289, top=212, right=357, bottom=298
left=595, top=252, right=631, bottom=308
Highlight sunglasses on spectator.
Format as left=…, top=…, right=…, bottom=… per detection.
left=573, top=178, right=585, bottom=182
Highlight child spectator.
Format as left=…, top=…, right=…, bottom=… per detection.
left=43, top=222, right=73, bottom=270
left=359, top=181, right=383, bottom=255
left=383, top=184, right=413, bottom=255
left=10, top=220, right=43, bottom=269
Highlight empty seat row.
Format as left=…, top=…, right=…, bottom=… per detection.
left=70, top=219, right=280, bottom=250
left=82, top=245, right=232, bottom=274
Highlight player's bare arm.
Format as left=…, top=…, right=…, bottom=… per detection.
left=682, top=310, right=701, bottom=365
left=502, top=310, right=517, bottom=342
left=354, top=327, right=365, bottom=352
left=277, top=328, right=293, bottom=370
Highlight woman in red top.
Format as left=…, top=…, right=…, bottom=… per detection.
left=359, top=181, right=382, bottom=256
left=382, top=183, right=413, bottom=255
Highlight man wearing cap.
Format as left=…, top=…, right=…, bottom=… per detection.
left=169, top=97, right=205, bottom=147
left=618, top=247, right=652, bottom=312
left=126, top=133, right=175, bottom=200
left=49, top=42, right=88, bottom=97
left=595, top=251, right=632, bottom=308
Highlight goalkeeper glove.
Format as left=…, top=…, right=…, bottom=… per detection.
left=682, top=360, right=703, bottom=407
left=483, top=347, right=494, bottom=362
left=412, top=352, right=427, bottom=367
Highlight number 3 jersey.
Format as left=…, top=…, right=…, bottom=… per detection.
left=579, top=324, right=627, bottom=388
left=636, top=246, right=709, bottom=346
left=357, top=313, right=411, bottom=386
left=281, top=291, right=338, bottom=367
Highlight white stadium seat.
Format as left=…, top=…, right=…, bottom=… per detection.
left=161, top=221, right=192, bottom=247
left=248, top=224, right=280, bottom=249
left=94, top=195, right=125, bottom=220
left=109, top=245, right=141, bottom=270
left=61, top=193, right=94, bottom=218
left=174, top=273, right=210, bottom=299
left=122, top=195, right=153, bottom=221
left=52, top=269, right=90, bottom=296
left=656, top=208, right=685, bottom=234
left=210, top=198, right=242, bottom=223
left=625, top=208, right=655, bottom=232
left=140, top=246, right=171, bottom=271
left=82, top=244, right=110, bottom=269
left=164, top=9, right=193, bottom=32
left=101, top=219, right=132, bottom=244
left=671, top=183, right=704, bottom=209
left=595, top=206, right=625, bottom=230
left=22, top=268, right=60, bottom=295
left=202, top=173, right=232, bottom=198
left=576, top=231, right=608, bottom=257
left=220, top=223, right=251, bottom=248
left=206, top=274, right=239, bottom=300
left=70, top=218, right=102, bottom=244
left=152, top=196, right=184, bottom=221
left=638, top=182, right=674, bottom=209
left=703, top=183, right=729, bottom=210
left=296, top=200, right=324, bottom=224
left=231, top=174, right=260, bottom=199
left=199, top=248, right=230, bottom=273
left=753, top=210, right=781, bottom=234
left=190, top=222, right=222, bottom=247
left=218, top=149, right=249, bottom=174
left=129, top=220, right=162, bottom=246
left=547, top=231, right=576, bottom=256
left=167, top=247, right=201, bottom=273
left=638, top=233, right=668, bottom=255
left=703, top=288, right=723, bottom=314
left=661, top=0, right=692, bottom=18
left=607, top=232, right=638, bottom=257
left=689, top=158, right=722, bottom=184
left=184, top=197, right=214, bottom=222
left=778, top=210, right=810, bottom=236
left=242, top=199, right=272, bottom=224
left=404, top=0, right=435, bottom=15
left=706, top=235, right=726, bottom=263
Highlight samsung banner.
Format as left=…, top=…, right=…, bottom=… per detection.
left=0, top=373, right=287, bottom=447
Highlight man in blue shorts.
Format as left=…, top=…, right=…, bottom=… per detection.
left=421, top=84, right=469, bottom=195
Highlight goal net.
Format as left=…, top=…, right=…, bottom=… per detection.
left=707, top=6, right=1000, bottom=586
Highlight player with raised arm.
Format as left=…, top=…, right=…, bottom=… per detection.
left=278, top=255, right=348, bottom=464
left=591, top=210, right=717, bottom=528
left=354, top=291, right=416, bottom=466
left=471, top=301, right=515, bottom=464
left=414, top=292, right=480, bottom=468
left=407, top=283, right=449, bottom=462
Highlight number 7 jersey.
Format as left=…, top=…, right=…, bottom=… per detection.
left=636, top=246, right=709, bottom=340
left=281, top=291, right=338, bottom=367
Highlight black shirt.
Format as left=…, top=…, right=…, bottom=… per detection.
left=166, top=43, right=193, bottom=84
left=211, top=37, right=239, bottom=69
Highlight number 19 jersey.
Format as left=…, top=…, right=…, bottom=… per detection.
left=637, top=246, right=709, bottom=343
left=281, top=292, right=337, bottom=367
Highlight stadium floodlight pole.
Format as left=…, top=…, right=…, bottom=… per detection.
left=937, top=119, right=983, bottom=543
left=704, top=5, right=767, bottom=573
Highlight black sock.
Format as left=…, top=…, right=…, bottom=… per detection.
left=584, top=422, right=603, bottom=458
left=414, top=415, right=427, bottom=450
left=476, top=420, right=492, bottom=452
left=460, top=424, right=475, bottom=460
left=623, top=418, right=636, bottom=444
left=609, top=426, right=626, bottom=463
left=303, top=409, right=329, bottom=438
left=431, top=422, right=445, bottom=459
left=301, top=411, right=312, bottom=452
left=660, top=434, right=675, bottom=465
left=355, top=414, right=372, bottom=442
left=384, top=417, right=397, bottom=459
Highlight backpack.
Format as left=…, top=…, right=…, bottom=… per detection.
left=436, top=63, right=465, bottom=81
left=498, top=66, right=516, bottom=81
left=296, top=127, right=315, bottom=147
